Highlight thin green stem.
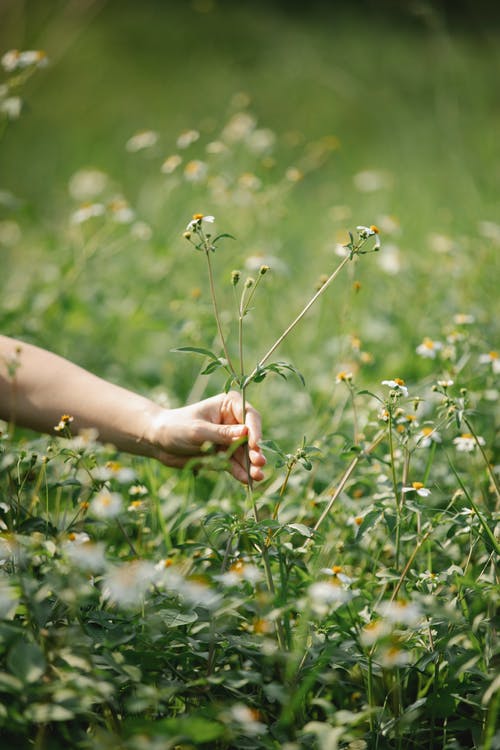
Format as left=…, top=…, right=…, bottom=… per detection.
left=205, top=249, right=235, bottom=374
left=463, top=415, right=500, bottom=505
left=243, top=253, right=352, bottom=387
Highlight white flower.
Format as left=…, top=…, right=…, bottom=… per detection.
left=176, top=129, right=200, bottom=149
left=221, top=112, right=256, bottom=143
left=377, top=242, right=401, bottom=274
left=416, top=338, right=442, bottom=359
left=125, top=129, right=158, bottom=152
left=130, top=221, right=152, bottom=241
left=353, top=169, right=390, bottom=192
left=68, top=169, right=108, bottom=200
left=129, top=484, right=148, bottom=497
left=183, top=159, right=208, bottom=182
left=381, top=379, right=409, bottom=397
left=418, top=426, right=441, bottom=448
left=453, top=313, right=475, bottom=325
left=402, top=481, right=431, bottom=497
left=108, top=197, right=134, bottom=224
left=185, top=213, right=215, bottom=232
left=319, top=567, right=353, bottom=585
left=90, top=490, right=123, bottom=519
left=64, top=539, right=107, bottom=572
left=378, top=646, right=410, bottom=668
left=479, top=351, right=500, bottom=374
left=359, top=619, right=391, bottom=646
left=71, top=202, right=105, bottom=224
left=308, top=580, right=351, bottom=614
left=229, top=704, right=267, bottom=735
left=103, top=560, right=155, bottom=607
left=1, top=49, right=47, bottom=72
left=437, top=379, right=454, bottom=388
left=377, top=599, right=422, bottom=626
left=0, top=97, right=22, bottom=119
left=453, top=433, right=485, bottom=452
left=161, top=154, right=182, bottom=174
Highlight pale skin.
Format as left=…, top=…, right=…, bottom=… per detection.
left=0, top=335, right=266, bottom=484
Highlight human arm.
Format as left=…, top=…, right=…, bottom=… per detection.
left=0, top=335, right=265, bottom=484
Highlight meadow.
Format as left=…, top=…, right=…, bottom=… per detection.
left=0, top=1, right=499, bottom=748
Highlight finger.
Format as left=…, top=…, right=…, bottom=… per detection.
left=224, top=391, right=262, bottom=450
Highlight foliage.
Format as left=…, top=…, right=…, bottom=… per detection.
left=0, top=4, right=499, bottom=749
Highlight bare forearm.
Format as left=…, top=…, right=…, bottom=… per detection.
left=0, top=335, right=159, bottom=456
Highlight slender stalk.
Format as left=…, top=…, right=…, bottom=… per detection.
left=205, top=249, right=236, bottom=374
left=463, top=415, right=500, bottom=505
left=243, top=254, right=352, bottom=387
left=390, top=529, right=432, bottom=601
left=313, top=430, right=385, bottom=532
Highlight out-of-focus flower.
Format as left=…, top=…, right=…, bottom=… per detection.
left=54, top=414, right=74, bottom=433
left=246, top=127, right=276, bottom=154
left=453, top=433, right=485, bottom=452
left=176, top=129, right=200, bottom=149
left=377, top=243, right=400, bottom=274
left=381, top=379, right=409, bottom=398
left=308, top=579, right=351, bottom=614
left=285, top=166, right=303, bottom=182
left=103, top=560, right=155, bottom=607
left=108, top=197, right=134, bottom=223
left=428, top=232, right=455, bottom=254
left=416, top=338, right=442, bottom=359
left=453, top=313, right=475, bottom=325
left=126, top=129, right=158, bottom=152
left=418, top=426, right=442, bottom=448
left=228, top=704, right=267, bottom=736
left=377, top=599, right=422, bottom=626
left=221, top=112, right=256, bottom=142
left=161, top=154, right=182, bottom=174
left=130, top=221, right=152, bottom=241
left=217, top=560, right=262, bottom=586
left=0, top=97, right=22, bottom=119
left=184, top=159, right=208, bottom=182
left=353, top=169, right=391, bottom=192
left=402, top=481, right=431, bottom=497
left=71, top=202, right=105, bottom=224
left=0, top=219, right=21, bottom=247
left=63, top=537, right=107, bottom=572
left=378, top=645, right=410, bottom=668
left=360, top=619, right=391, bottom=646
left=90, top=490, right=123, bottom=519
left=479, top=351, right=500, bottom=374
left=68, top=169, right=108, bottom=200
left=1, top=49, right=48, bottom=72
left=336, top=371, right=353, bottom=384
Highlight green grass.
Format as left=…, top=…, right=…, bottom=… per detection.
left=0, top=2, right=499, bottom=748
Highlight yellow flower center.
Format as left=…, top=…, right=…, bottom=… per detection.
left=192, top=213, right=204, bottom=220
left=370, top=224, right=379, bottom=234
left=394, top=378, right=405, bottom=386
left=489, top=351, right=499, bottom=359
left=412, top=481, right=424, bottom=490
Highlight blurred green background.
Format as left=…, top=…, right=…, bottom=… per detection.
left=1, top=0, right=499, bottom=444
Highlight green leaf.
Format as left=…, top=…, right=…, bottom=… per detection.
left=124, top=715, right=225, bottom=742
left=7, top=641, right=46, bottom=684
left=159, top=609, right=198, bottom=628
left=171, top=346, right=220, bottom=360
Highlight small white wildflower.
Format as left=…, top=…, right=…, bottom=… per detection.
left=453, top=313, right=475, bottom=325
left=418, top=426, right=442, bottom=448
left=453, top=433, right=485, bottom=452
left=129, top=484, right=148, bottom=497
left=161, top=154, right=182, bottom=174
left=176, top=129, right=200, bottom=149
left=185, top=213, right=215, bottom=232
left=308, top=580, right=351, bottom=614
left=221, top=112, right=256, bottom=142
left=377, top=243, right=401, bottom=274
left=68, top=169, right=108, bottom=200
left=71, top=202, right=105, bottom=224
left=64, top=539, right=107, bottom=572
left=437, top=379, right=454, bottom=388
left=0, top=97, right=22, bottom=119
left=479, top=351, right=500, bottom=374
left=359, top=619, right=391, bottom=646
left=183, top=159, right=208, bottom=182
left=103, top=560, right=155, bottom=607
left=381, top=378, right=409, bottom=397
left=402, top=481, right=431, bottom=497
left=2, top=49, right=47, bottom=72
left=125, top=129, right=158, bottom=152
left=378, top=646, right=410, bottom=668
left=130, top=221, right=152, bottom=241
left=108, top=197, right=134, bottom=223
left=229, top=704, right=267, bottom=735
left=416, top=338, right=442, bottom=359
left=90, top=490, right=123, bottom=519
left=353, top=169, right=390, bottom=192
left=377, top=599, right=422, bottom=626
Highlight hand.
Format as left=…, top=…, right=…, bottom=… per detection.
left=149, top=391, right=266, bottom=484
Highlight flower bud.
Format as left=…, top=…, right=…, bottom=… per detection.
left=259, top=264, right=270, bottom=275
left=231, top=270, right=241, bottom=286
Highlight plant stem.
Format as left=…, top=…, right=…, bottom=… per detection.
left=463, top=415, right=500, bottom=505
left=313, top=430, right=385, bottom=532
left=205, top=249, right=235, bottom=374
left=243, top=253, right=351, bottom=387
